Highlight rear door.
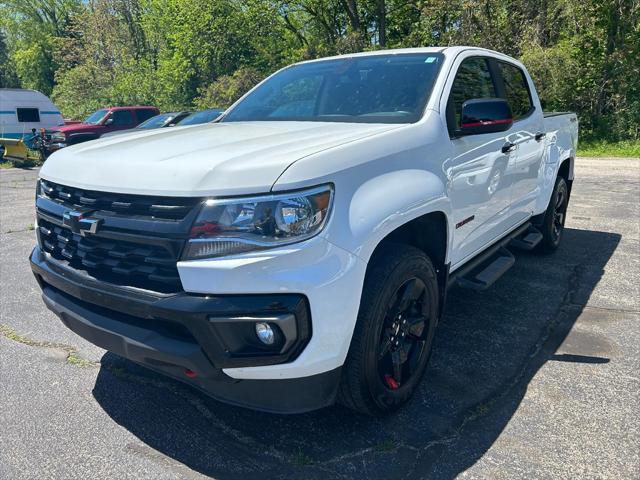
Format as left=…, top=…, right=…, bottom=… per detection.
left=444, top=56, right=516, bottom=267
left=495, top=60, right=545, bottom=222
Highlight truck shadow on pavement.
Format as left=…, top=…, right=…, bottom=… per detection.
left=92, top=227, right=620, bottom=480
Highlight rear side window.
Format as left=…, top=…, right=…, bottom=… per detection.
left=136, top=109, right=157, bottom=123
left=111, top=110, right=134, bottom=126
left=16, top=108, right=40, bottom=122
left=498, top=62, right=533, bottom=119
left=448, top=58, right=496, bottom=130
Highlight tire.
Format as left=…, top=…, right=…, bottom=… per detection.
left=338, top=244, right=439, bottom=416
left=537, top=175, right=569, bottom=253
left=486, top=166, right=502, bottom=197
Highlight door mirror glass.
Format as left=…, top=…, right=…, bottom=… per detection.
left=104, top=116, right=114, bottom=126
left=459, top=98, right=513, bottom=136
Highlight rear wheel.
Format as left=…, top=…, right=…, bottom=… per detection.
left=338, top=245, right=439, bottom=416
left=538, top=176, right=569, bottom=253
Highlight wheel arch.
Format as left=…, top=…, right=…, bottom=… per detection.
left=370, top=211, right=449, bottom=272
left=366, top=210, right=450, bottom=317
left=557, top=156, right=574, bottom=198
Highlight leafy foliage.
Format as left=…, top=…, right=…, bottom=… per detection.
left=195, top=67, right=264, bottom=109
left=0, top=0, right=638, bottom=143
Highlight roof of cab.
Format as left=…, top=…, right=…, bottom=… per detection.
left=293, top=46, right=514, bottom=66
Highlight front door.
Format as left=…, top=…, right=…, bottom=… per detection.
left=444, top=56, right=516, bottom=268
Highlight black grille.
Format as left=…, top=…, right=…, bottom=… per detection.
left=38, top=217, right=183, bottom=293
left=39, top=179, right=200, bottom=221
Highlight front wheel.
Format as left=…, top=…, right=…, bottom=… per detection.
left=537, top=176, right=569, bottom=253
left=338, top=245, right=439, bottom=416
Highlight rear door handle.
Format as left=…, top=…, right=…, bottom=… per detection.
left=535, top=132, right=546, bottom=142
left=501, top=142, right=516, bottom=154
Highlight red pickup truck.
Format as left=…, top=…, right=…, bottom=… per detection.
left=48, top=106, right=159, bottom=150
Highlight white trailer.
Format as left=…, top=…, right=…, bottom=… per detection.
left=0, top=88, right=64, bottom=139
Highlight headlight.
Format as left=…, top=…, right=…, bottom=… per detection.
left=50, top=131, right=66, bottom=142
left=183, top=184, right=333, bottom=260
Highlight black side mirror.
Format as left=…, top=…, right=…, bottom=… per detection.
left=104, top=117, right=114, bottom=126
left=459, top=98, right=513, bottom=136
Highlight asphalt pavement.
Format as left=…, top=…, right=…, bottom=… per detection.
left=1, top=157, right=638, bottom=479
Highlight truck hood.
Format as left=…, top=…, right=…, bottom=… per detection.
left=40, top=121, right=401, bottom=196
left=54, top=123, right=104, bottom=134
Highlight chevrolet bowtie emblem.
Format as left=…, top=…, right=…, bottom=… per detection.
left=62, top=210, right=103, bottom=236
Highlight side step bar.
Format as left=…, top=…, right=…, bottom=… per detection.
left=510, top=225, right=543, bottom=251
left=448, top=222, right=531, bottom=291
left=455, top=247, right=515, bottom=290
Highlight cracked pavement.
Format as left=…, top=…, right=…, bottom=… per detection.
left=1, top=157, right=639, bottom=479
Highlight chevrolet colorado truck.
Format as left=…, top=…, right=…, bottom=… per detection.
left=30, top=47, right=578, bottom=415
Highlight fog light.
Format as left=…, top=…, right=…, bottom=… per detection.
left=255, top=322, right=275, bottom=345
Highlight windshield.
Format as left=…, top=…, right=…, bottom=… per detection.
left=137, top=113, right=174, bottom=129
left=179, top=109, right=224, bottom=126
left=223, top=53, right=444, bottom=124
left=84, top=109, right=109, bottom=125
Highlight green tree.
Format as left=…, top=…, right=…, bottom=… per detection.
left=194, top=67, right=264, bottom=109
left=2, top=0, right=636, bottom=143
left=0, top=0, right=82, bottom=94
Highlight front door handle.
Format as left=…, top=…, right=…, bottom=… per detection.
left=535, top=131, right=546, bottom=141
left=501, top=142, right=516, bottom=154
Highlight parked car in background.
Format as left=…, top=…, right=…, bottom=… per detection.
left=176, top=108, right=224, bottom=126
left=47, top=106, right=159, bottom=151
left=32, top=47, right=577, bottom=415
left=0, top=89, right=64, bottom=140
left=100, top=111, right=191, bottom=138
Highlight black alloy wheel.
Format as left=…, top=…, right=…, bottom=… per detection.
left=538, top=175, right=569, bottom=253
left=377, top=278, right=429, bottom=391
left=338, top=245, right=439, bottom=415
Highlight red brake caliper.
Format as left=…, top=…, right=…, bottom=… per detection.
left=384, top=374, right=399, bottom=390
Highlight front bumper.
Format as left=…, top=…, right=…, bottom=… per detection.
left=30, top=247, right=341, bottom=413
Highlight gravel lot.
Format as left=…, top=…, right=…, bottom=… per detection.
left=1, top=157, right=638, bottom=479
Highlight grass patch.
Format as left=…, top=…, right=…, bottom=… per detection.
left=578, top=140, right=640, bottom=157
left=67, top=353, right=99, bottom=367
left=373, top=439, right=396, bottom=452
left=0, top=323, right=99, bottom=367
left=291, top=448, right=314, bottom=466
left=0, top=323, right=44, bottom=347
left=0, top=156, right=42, bottom=169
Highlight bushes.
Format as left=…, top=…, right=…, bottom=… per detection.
left=194, top=68, right=264, bottom=109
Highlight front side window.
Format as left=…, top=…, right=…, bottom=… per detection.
left=498, top=62, right=533, bottom=119
left=448, top=57, right=497, bottom=130
left=16, top=108, right=40, bottom=123
left=111, top=110, right=134, bottom=126
left=223, top=53, right=445, bottom=124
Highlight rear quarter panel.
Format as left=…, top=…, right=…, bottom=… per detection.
left=534, top=113, right=578, bottom=214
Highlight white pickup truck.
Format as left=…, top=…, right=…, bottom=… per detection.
left=31, top=47, right=578, bottom=415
